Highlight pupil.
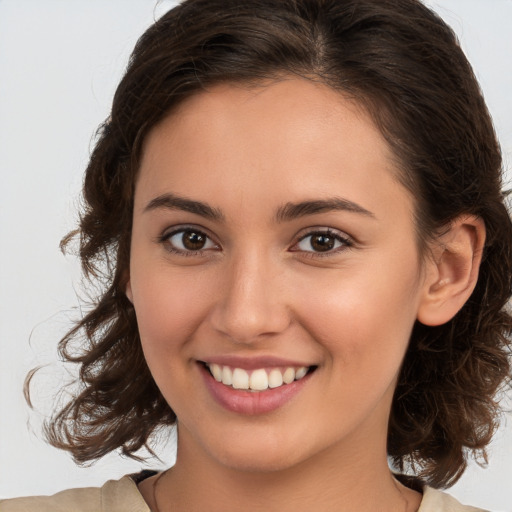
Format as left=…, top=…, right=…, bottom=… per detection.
left=311, top=234, right=334, bottom=252
left=183, top=231, right=206, bottom=250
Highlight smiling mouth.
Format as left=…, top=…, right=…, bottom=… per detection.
left=203, top=363, right=317, bottom=392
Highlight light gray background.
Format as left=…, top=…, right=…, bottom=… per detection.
left=0, top=1, right=511, bottom=509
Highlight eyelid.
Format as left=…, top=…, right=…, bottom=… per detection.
left=289, top=227, right=353, bottom=255
left=158, top=224, right=220, bottom=256
left=156, top=224, right=353, bottom=257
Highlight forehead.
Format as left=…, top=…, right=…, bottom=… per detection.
left=143, top=78, right=387, bottom=164
left=135, top=78, right=412, bottom=222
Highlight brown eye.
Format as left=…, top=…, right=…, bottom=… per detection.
left=165, top=228, right=217, bottom=254
left=182, top=230, right=207, bottom=250
left=294, top=230, right=350, bottom=254
left=310, top=234, right=335, bottom=252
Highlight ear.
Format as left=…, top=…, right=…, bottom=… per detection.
left=417, top=215, right=486, bottom=326
left=125, top=278, right=134, bottom=304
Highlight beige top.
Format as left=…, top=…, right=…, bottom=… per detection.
left=0, top=475, right=488, bottom=512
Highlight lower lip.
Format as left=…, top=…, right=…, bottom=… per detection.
left=200, top=364, right=313, bottom=415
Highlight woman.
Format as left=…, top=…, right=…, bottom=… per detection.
left=2, top=0, right=511, bottom=510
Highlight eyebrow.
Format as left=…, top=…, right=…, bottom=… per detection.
left=143, top=193, right=374, bottom=222
left=274, top=198, right=375, bottom=222
left=143, top=193, right=225, bottom=221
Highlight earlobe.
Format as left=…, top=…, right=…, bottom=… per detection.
left=417, top=215, right=486, bottom=326
left=125, top=280, right=133, bottom=303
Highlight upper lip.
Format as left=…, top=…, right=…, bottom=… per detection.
left=199, top=355, right=315, bottom=370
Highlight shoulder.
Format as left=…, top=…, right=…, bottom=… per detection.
left=0, top=476, right=489, bottom=512
left=0, top=475, right=151, bottom=512
left=419, top=486, right=489, bottom=512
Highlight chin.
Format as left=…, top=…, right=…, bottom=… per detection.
left=202, top=429, right=318, bottom=475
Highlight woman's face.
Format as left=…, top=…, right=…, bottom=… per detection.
left=127, top=78, right=432, bottom=473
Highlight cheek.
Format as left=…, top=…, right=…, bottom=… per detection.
left=130, top=264, right=215, bottom=360
left=293, top=257, right=421, bottom=372
left=292, top=267, right=421, bottom=427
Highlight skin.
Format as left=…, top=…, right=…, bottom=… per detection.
left=127, top=78, right=484, bottom=512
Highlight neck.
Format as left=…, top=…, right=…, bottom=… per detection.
left=152, top=425, right=421, bottom=512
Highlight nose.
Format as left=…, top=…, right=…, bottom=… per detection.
left=209, top=251, right=291, bottom=344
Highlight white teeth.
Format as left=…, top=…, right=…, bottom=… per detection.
left=282, top=367, right=295, bottom=384
left=222, top=366, right=233, bottom=386
left=207, top=363, right=312, bottom=391
left=295, top=366, right=308, bottom=380
left=249, top=369, right=268, bottom=391
left=211, top=363, right=222, bottom=382
left=268, top=368, right=284, bottom=388
left=232, top=368, right=250, bottom=389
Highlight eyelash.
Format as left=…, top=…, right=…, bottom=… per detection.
left=158, top=226, right=219, bottom=257
left=158, top=226, right=353, bottom=257
left=292, top=228, right=353, bottom=257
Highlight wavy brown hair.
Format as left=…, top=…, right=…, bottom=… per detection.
left=33, top=0, right=512, bottom=488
